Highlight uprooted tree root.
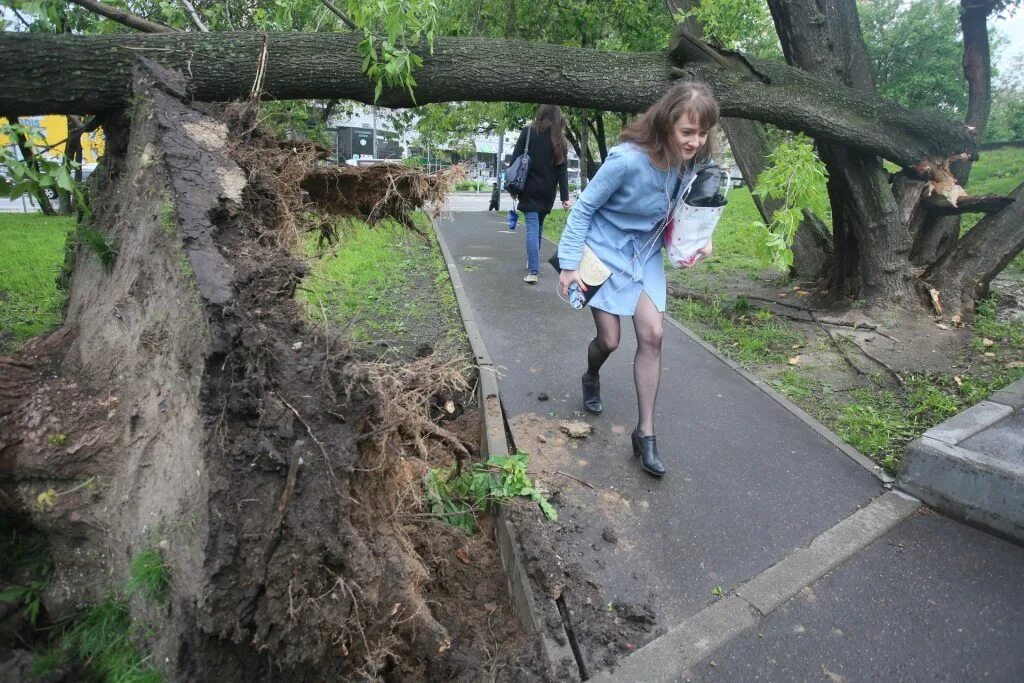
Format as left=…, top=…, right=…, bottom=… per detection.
left=301, top=163, right=466, bottom=236
left=0, top=62, right=543, bottom=682
left=338, top=352, right=476, bottom=467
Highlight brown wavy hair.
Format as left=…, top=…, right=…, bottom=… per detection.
left=620, top=82, right=719, bottom=168
left=532, top=104, right=568, bottom=165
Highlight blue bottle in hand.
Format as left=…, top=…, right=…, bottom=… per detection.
left=507, top=209, right=518, bottom=231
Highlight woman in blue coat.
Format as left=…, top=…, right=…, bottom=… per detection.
left=556, top=82, right=720, bottom=477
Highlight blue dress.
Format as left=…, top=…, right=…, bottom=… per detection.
left=557, top=143, right=710, bottom=315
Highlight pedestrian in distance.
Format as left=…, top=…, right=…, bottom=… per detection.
left=488, top=181, right=501, bottom=211
left=510, top=105, right=570, bottom=284
left=556, top=82, right=721, bottom=477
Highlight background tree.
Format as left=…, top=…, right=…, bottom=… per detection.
left=859, top=0, right=968, bottom=115
left=987, top=52, right=1024, bottom=141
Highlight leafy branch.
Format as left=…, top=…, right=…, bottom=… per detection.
left=752, top=135, right=830, bottom=272
left=349, top=0, right=438, bottom=102
left=0, top=120, right=89, bottom=215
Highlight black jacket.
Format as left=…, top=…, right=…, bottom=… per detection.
left=510, top=125, right=569, bottom=214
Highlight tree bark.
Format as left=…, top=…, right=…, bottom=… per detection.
left=580, top=112, right=590, bottom=188
left=767, top=0, right=919, bottom=305
left=589, top=112, right=608, bottom=162
left=0, top=32, right=977, bottom=167
left=911, top=1, right=996, bottom=266
left=925, top=181, right=1024, bottom=314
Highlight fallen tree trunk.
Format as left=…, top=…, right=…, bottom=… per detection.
left=0, top=31, right=976, bottom=166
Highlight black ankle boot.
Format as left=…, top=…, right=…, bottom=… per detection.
left=631, top=429, right=666, bottom=477
left=582, top=373, right=603, bottom=414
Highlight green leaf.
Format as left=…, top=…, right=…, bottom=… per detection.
left=54, top=165, right=75, bottom=192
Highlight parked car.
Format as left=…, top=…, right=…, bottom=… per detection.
left=42, top=162, right=96, bottom=199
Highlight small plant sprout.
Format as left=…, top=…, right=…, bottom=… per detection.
left=76, top=226, right=118, bottom=272
left=36, top=488, right=57, bottom=511
left=47, top=433, right=67, bottom=445
left=424, top=451, right=557, bottom=533
left=126, top=548, right=171, bottom=602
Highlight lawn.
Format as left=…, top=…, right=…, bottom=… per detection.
left=298, top=213, right=466, bottom=356
left=0, top=213, right=74, bottom=352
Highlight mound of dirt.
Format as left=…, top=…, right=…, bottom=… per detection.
left=0, top=62, right=544, bottom=680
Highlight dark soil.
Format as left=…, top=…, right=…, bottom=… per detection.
left=0, top=62, right=546, bottom=682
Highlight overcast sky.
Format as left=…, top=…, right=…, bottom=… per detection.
left=993, top=9, right=1024, bottom=74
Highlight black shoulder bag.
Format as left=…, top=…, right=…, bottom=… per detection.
left=504, top=126, right=532, bottom=196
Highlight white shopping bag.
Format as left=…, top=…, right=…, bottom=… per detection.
left=664, top=202, right=724, bottom=268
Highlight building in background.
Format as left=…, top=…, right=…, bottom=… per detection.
left=0, top=115, right=104, bottom=163
left=328, top=105, right=579, bottom=184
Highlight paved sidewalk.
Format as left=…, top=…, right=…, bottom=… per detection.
left=436, top=212, right=1024, bottom=681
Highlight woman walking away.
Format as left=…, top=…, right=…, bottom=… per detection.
left=511, top=105, right=570, bottom=283
left=556, top=82, right=721, bottom=477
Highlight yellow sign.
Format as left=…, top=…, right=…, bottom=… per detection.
left=0, top=115, right=105, bottom=164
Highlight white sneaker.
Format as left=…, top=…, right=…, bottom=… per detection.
left=523, top=273, right=538, bottom=284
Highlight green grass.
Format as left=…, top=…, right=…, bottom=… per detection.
left=968, top=146, right=1024, bottom=197
left=125, top=549, right=170, bottom=603
left=0, top=518, right=54, bottom=628
left=541, top=208, right=570, bottom=244
left=0, top=213, right=74, bottom=351
left=76, top=225, right=118, bottom=272
left=667, top=296, right=803, bottom=366
left=680, top=289, right=1024, bottom=474
left=958, top=146, right=1024, bottom=272
left=299, top=213, right=465, bottom=353
left=35, top=598, right=163, bottom=683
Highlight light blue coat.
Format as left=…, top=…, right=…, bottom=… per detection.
left=557, top=143, right=708, bottom=315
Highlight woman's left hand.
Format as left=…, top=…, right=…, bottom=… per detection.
left=561, top=199, right=570, bottom=209
left=678, top=240, right=714, bottom=268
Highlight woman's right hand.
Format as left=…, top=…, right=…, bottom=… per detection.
left=558, top=269, right=588, bottom=298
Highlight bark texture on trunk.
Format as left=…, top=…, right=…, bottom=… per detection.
left=768, top=0, right=918, bottom=305
left=912, top=0, right=995, bottom=266
left=925, top=181, right=1024, bottom=314
left=0, top=32, right=976, bottom=166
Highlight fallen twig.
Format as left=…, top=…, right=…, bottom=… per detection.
left=668, top=286, right=899, bottom=341
left=553, top=470, right=595, bottom=489
left=809, top=310, right=867, bottom=379
left=848, top=338, right=906, bottom=387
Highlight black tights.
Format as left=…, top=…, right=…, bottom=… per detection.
left=585, top=293, right=664, bottom=436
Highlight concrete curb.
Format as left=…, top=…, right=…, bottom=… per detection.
left=540, top=234, right=891, bottom=485
left=899, top=377, right=1024, bottom=543
left=589, top=491, right=920, bottom=682
left=433, top=219, right=580, bottom=680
